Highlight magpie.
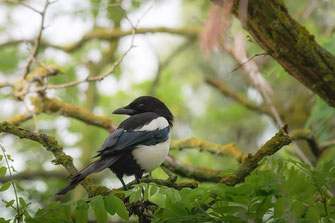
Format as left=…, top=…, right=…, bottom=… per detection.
left=56, top=96, right=173, bottom=195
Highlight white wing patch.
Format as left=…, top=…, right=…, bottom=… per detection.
left=132, top=134, right=171, bottom=172
left=136, top=117, right=169, bottom=131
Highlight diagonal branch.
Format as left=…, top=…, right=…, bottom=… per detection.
left=0, top=121, right=108, bottom=197
left=230, top=0, right=335, bottom=108
left=206, top=78, right=273, bottom=117
left=220, top=125, right=291, bottom=186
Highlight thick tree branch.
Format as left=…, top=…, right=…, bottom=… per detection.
left=0, top=121, right=106, bottom=197
left=220, top=125, right=291, bottom=186
left=232, top=0, right=335, bottom=107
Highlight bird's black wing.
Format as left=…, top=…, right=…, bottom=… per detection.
left=95, top=127, right=170, bottom=157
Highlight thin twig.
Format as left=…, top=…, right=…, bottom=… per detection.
left=22, top=0, right=50, bottom=79
left=5, top=0, right=42, bottom=15
left=230, top=53, right=267, bottom=72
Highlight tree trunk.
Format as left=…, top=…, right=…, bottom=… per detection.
left=233, top=0, right=335, bottom=107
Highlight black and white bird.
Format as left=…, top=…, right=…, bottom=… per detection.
left=56, top=96, right=173, bottom=195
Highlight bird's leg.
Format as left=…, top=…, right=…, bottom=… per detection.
left=135, top=175, right=141, bottom=184
left=117, top=174, right=128, bottom=190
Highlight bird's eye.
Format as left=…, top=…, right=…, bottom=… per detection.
left=138, top=104, right=144, bottom=108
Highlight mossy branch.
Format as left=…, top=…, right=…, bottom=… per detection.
left=31, top=96, right=117, bottom=132
left=232, top=0, right=335, bottom=107
left=171, top=137, right=244, bottom=162
left=220, top=125, right=291, bottom=186
left=0, top=121, right=107, bottom=196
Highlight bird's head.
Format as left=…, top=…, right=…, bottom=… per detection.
left=113, top=96, right=174, bottom=126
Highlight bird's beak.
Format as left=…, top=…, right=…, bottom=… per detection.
left=112, top=105, right=135, bottom=115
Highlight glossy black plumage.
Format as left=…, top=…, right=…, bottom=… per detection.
left=56, top=96, right=173, bottom=195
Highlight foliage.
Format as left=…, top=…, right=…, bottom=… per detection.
left=1, top=0, right=335, bottom=222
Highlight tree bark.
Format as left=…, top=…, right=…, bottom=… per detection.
left=232, top=0, right=335, bottom=107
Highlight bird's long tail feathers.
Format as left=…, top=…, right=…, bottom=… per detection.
left=55, top=155, right=120, bottom=195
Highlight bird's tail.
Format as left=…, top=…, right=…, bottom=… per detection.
left=55, top=155, right=120, bottom=195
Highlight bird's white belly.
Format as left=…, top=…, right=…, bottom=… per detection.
left=132, top=135, right=171, bottom=172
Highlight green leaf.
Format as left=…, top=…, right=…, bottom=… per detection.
left=274, top=197, right=287, bottom=218
left=60, top=204, right=73, bottom=223
left=19, top=197, right=28, bottom=208
left=114, top=196, right=129, bottom=220
left=143, top=185, right=149, bottom=201
left=0, top=167, right=7, bottom=177
left=129, top=188, right=142, bottom=203
left=15, top=181, right=24, bottom=191
left=292, top=201, right=304, bottom=219
left=306, top=206, right=320, bottom=222
left=0, top=155, right=2, bottom=161
left=150, top=184, right=158, bottom=196
left=0, top=217, right=11, bottom=223
left=7, top=155, right=13, bottom=162
left=0, top=182, right=11, bottom=192
left=75, top=200, right=89, bottom=223
left=104, top=195, right=117, bottom=216
left=11, top=166, right=17, bottom=173
left=90, top=195, right=107, bottom=223
left=256, top=196, right=272, bottom=219
left=212, top=206, right=246, bottom=214
left=6, top=199, right=15, bottom=207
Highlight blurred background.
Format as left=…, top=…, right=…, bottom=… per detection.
left=1, top=0, right=335, bottom=219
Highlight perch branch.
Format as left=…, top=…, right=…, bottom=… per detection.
left=126, top=175, right=198, bottom=191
